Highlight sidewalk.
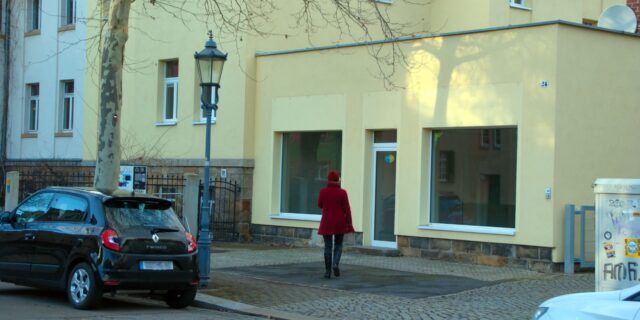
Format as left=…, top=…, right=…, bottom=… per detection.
left=196, top=243, right=594, bottom=320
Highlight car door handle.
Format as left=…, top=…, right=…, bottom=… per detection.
left=24, top=233, right=35, bottom=241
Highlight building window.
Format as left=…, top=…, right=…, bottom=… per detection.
left=509, top=0, right=529, bottom=9
left=27, top=0, right=41, bottom=32
left=26, top=84, right=39, bottom=132
left=60, top=80, right=74, bottom=131
left=162, top=60, right=179, bottom=122
left=199, top=86, right=216, bottom=122
left=430, top=128, right=517, bottom=227
left=60, top=0, right=76, bottom=26
left=280, top=131, right=342, bottom=215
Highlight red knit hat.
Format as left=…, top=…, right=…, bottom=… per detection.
left=327, top=170, right=340, bottom=182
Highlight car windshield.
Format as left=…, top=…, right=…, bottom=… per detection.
left=105, top=199, right=184, bottom=232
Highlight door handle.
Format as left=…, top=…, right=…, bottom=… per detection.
left=24, top=233, right=35, bottom=241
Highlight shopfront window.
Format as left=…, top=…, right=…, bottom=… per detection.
left=281, top=131, right=342, bottom=214
left=430, top=128, right=517, bottom=228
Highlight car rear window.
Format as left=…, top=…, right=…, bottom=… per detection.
left=104, top=198, right=184, bottom=232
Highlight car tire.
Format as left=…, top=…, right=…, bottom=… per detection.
left=164, top=286, right=197, bottom=309
left=67, top=262, right=102, bottom=310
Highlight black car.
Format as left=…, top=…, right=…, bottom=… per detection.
left=0, top=187, right=199, bottom=309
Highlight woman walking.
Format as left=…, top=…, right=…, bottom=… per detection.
left=318, top=170, right=354, bottom=279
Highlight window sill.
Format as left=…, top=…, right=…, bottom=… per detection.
left=55, top=132, right=73, bottom=138
left=24, top=30, right=41, bottom=37
left=192, top=119, right=217, bottom=125
left=418, top=223, right=515, bottom=236
left=21, top=133, right=38, bottom=139
left=155, top=121, right=177, bottom=126
left=58, top=24, right=76, bottom=33
left=509, top=4, right=531, bottom=11
left=270, top=213, right=321, bottom=222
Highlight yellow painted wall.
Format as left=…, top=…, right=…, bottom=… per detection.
left=554, top=26, right=640, bottom=261
left=81, top=0, right=103, bottom=161
left=82, top=2, right=255, bottom=161
left=253, top=25, right=562, bottom=251
left=81, top=0, right=624, bottom=162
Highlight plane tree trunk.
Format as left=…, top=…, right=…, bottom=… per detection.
left=93, top=0, right=133, bottom=194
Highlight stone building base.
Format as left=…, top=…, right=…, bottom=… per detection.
left=397, top=236, right=560, bottom=273
left=248, top=225, right=559, bottom=272
left=250, top=224, right=363, bottom=247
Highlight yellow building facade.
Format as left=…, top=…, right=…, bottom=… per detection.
left=81, top=0, right=640, bottom=270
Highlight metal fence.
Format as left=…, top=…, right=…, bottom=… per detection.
left=14, top=170, right=242, bottom=243
left=18, top=170, right=94, bottom=201
left=200, top=178, right=241, bottom=242
left=565, top=204, right=596, bottom=273
left=16, top=171, right=186, bottom=220
left=146, top=174, right=185, bottom=219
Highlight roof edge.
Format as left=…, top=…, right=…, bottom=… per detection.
left=256, top=20, right=639, bottom=57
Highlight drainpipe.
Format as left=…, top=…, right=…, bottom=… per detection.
left=1, top=0, right=11, bottom=168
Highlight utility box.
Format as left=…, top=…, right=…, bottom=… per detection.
left=594, top=179, right=640, bottom=292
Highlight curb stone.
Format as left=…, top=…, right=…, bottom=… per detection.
left=194, top=293, right=325, bottom=320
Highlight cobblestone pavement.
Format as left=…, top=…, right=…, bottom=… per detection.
left=203, top=244, right=594, bottom=320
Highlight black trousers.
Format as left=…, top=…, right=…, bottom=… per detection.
left=323, top=234, right=344, bottom=259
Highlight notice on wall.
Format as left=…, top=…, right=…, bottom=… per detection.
left=595, top=179, right=640, bottom=292
left=119, top=165, right=147, bottom=194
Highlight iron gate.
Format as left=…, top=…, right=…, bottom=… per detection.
left=199, top=178, right=241, bottom=241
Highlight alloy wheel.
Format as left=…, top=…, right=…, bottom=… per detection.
left=70, top=268, right=90, bottom=304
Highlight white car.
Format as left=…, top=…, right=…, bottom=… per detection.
left=533, top=284, right=640, bottom=319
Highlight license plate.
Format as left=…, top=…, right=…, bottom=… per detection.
left=140, top=261, right=173, bottom=271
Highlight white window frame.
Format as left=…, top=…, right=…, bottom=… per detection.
left=276, top=131, right=342, bottom=218
left=493, top=129, right=502, bottom=149
left=428, top=128, right=518, bottom=232
left=26, top=84, right=39, bottom=132
left=27, top=0, right=41, bottom=32
left=162, top=61, right=179, bottom=123
left=480, top=129, right=492, bottom=148
left=509, top=0, right=530, bottom=10
left=60, top=0, right=76, bottom=26
left=195, top=87, right=217, bottom=124
left=60, top=80, right=74, bottom=132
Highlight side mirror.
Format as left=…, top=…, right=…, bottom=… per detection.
left=0, top=211, right=12, bottom=223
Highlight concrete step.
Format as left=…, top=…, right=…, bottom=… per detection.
left=347, top=246, right=401, bottom=257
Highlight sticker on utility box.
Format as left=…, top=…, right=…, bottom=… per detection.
left=625, top=238, right=640, bottom=258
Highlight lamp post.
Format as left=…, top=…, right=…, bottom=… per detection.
left=194, top=31, right=227, bottom=288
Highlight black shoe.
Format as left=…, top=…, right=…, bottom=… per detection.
left=333, top=244, right=343, bottom=277
left=324, top=253, right=332, bottom=279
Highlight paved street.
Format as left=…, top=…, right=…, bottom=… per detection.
left=202, top=243, right=595, bottom=320
left=0, top=282, right=260, bottom=320
left=0, top=243, right=596, bottom=320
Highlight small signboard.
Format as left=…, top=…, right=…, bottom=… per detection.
left=119, top=165, right=147, bottom=194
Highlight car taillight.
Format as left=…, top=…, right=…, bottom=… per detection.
left=186, top=232, right=197, bottom=253
left=101, top=229, right=121, bottom=251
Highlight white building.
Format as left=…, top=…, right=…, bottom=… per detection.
left=6, top=0, right=88, bottom=161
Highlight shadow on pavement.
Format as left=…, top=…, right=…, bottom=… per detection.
left=220, top=262, right=498, bottom=299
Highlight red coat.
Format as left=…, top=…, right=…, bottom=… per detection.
left=317, top=183, right=355, bottom=235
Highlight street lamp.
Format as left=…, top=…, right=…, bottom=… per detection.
left=194, top=31, right=227, bottom=288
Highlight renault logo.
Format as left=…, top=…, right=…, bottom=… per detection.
left=152, top=234, right=160, bottom=243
